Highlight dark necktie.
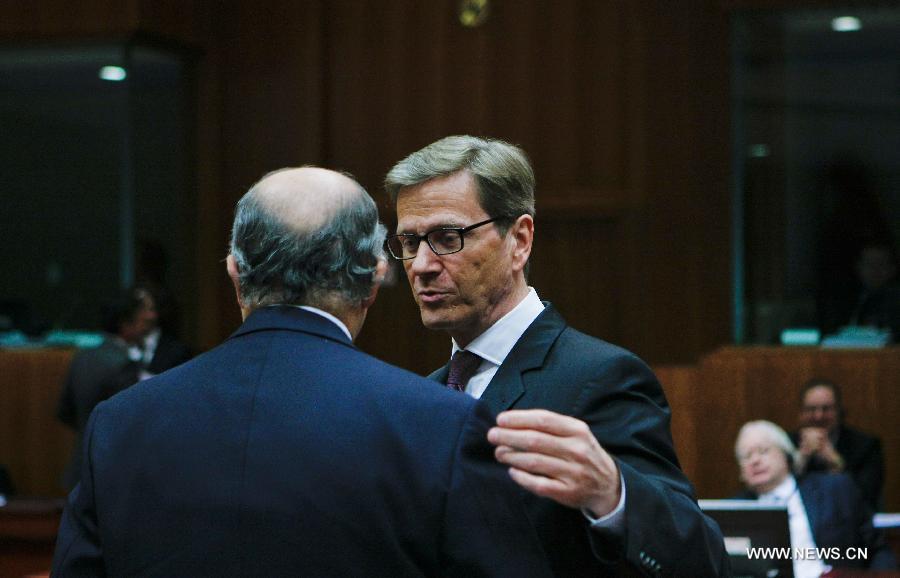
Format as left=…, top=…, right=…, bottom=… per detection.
left=446, top=350, right=482, bottom=392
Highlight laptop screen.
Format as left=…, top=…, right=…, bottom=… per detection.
left=700, top=499, right=793, bottom=578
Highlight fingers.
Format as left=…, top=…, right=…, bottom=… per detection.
left=494, top=445, right=576, bottom=479
left=496, top=409, right=590, bottom=437
left=506, top=467, right=574, bottom=504
left=487, top=426, right=594, bottom=462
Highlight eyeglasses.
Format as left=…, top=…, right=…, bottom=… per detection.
left=385, top=217, right=507, bottom=260
left=737, top=445, right=773, bottom=463
left=801, top=404, right=836, bottom=414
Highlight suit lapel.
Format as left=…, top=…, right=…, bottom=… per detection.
left=429, top=364, right=450, bottom=385
left=479, top=304, right=567, bottom=414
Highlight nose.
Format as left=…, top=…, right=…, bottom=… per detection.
left=408, top=240, right=443, bottom=276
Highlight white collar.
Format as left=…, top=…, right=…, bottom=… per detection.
left=284, top=305, right=352, bottom=341
left=451, top=287, right=544, bottom=366
left=759, top=475, right=798, bottom=503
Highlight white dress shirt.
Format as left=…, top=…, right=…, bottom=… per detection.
left=450, top=287, right=626, bottom=531
left=758, top=476, right=829, bottom=578
left=279, top=305, right=352, bottom=341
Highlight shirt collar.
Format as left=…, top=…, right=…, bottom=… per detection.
left=451, top=287, right=545, bottom=366
left=283, top=305, right=352, bottom=341
left=760, top=475, right=797, bottom=503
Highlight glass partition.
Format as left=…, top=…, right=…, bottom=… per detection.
left=0, top=41, right=194, bottom=340
left=732, top=6, right=900, bottom=344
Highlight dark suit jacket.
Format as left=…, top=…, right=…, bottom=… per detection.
left=791, top=425, right=884, bottom=511
left=430, top=304, right=729, bottom=577
left=736, top=473, right=896, bottom=570
left=57, top=338, right=141, bottom=490
left=53, top=307, right=552, bottom=578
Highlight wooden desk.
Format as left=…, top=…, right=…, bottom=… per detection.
left=0, top=348, right=75, bottom=497
left=0, top=498, right=63, bottom=578
left=658, top=347, right=900, bottom=509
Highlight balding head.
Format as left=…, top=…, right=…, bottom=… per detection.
left=229, top=166, right=386, bottom=312
left=251, top=167, right=365, bottom=234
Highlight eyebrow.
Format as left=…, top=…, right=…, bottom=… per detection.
left=396, top=221, right=465, bottom=234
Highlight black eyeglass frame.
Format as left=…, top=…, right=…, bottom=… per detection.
left=385, top=216, right=510, bottom=260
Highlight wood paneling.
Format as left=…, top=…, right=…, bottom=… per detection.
left=655, top=365, right=702, bottom=489
left=0, top=0, right=736, bottom=365
left=0, top=350, right=74, bottom=497
left=0, top=0, right=137, bottom=38
left=0, top=499, right=63, bottom=578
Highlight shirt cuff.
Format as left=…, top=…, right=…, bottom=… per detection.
left=582, top=472, right=626, bottom=533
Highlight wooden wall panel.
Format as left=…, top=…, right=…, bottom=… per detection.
left=0, top=0, right=735, bottom=366
left=0, top=0, right=137, bottom=38
left=205, top=0, right=330, bottom=345
left=617, top=1, right=732, bottom=364
left=0, top=350, right=74, bottom=497
left=655, top=365, right=702, bottom=490
left=321, top=0, right=733, bottom=373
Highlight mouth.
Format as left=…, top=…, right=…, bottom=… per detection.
left=417, top=290, right=452, bottom=304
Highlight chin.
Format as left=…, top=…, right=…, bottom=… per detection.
left=419, top=311, right=452, bottom=331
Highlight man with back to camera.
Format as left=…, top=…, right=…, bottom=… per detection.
left=792, top=378, right=885, bottom=510
left=734, top=420, right=895, bottom=576
left=385, top=136, right=729, bottom=577
left=52, top=167, right=553, bottom=577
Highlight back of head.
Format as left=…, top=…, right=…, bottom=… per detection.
left=385, top=135, right=536, bottom=232
left=229, top=167, right=386, bottom=311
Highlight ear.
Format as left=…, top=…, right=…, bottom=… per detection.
left=508, top=214, right=534, bottom=273
left=362, top=258, right=388, bottom=311
left=226, top=254, right=243, bottom=307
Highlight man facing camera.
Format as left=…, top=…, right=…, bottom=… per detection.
left=792, top=378, right=884, bottom=510
left=734, top=420, right=895, bottom=577
left=52, top=167, right=551, bottom=578
left=385, top=136, right=728, bottom=577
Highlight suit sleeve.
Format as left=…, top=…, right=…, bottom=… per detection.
left=440, top=400, right=553, bottom=578
left=52, top=405, right=106, bottom=577
left=577, top=353, right=730, bottom=577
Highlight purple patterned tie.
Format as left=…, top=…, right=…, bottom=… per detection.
left=446, top=350, right=482, bottom=392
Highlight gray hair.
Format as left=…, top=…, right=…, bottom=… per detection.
left=735, top=420, right=799, bottom=469
left=385, top=135, right=535, bottom=232
left=229, top=172, right=386, bottom=309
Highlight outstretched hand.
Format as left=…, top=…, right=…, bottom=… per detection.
left=487, top=409, right=621, bottom=517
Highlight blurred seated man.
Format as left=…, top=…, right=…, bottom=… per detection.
left=849, top=242, right=900, bottom=339
left=56, top=287, right=157, bottom=489
left=131, top=286, right=191, bottom=380
left=791, top=378, right=884, bottom=510
left=824, top=241, right=900, bottom=341
left=734, top=420, right=895, bottom=577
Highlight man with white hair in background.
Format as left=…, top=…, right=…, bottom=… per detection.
left=734, top=420, right=895, bottom=576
